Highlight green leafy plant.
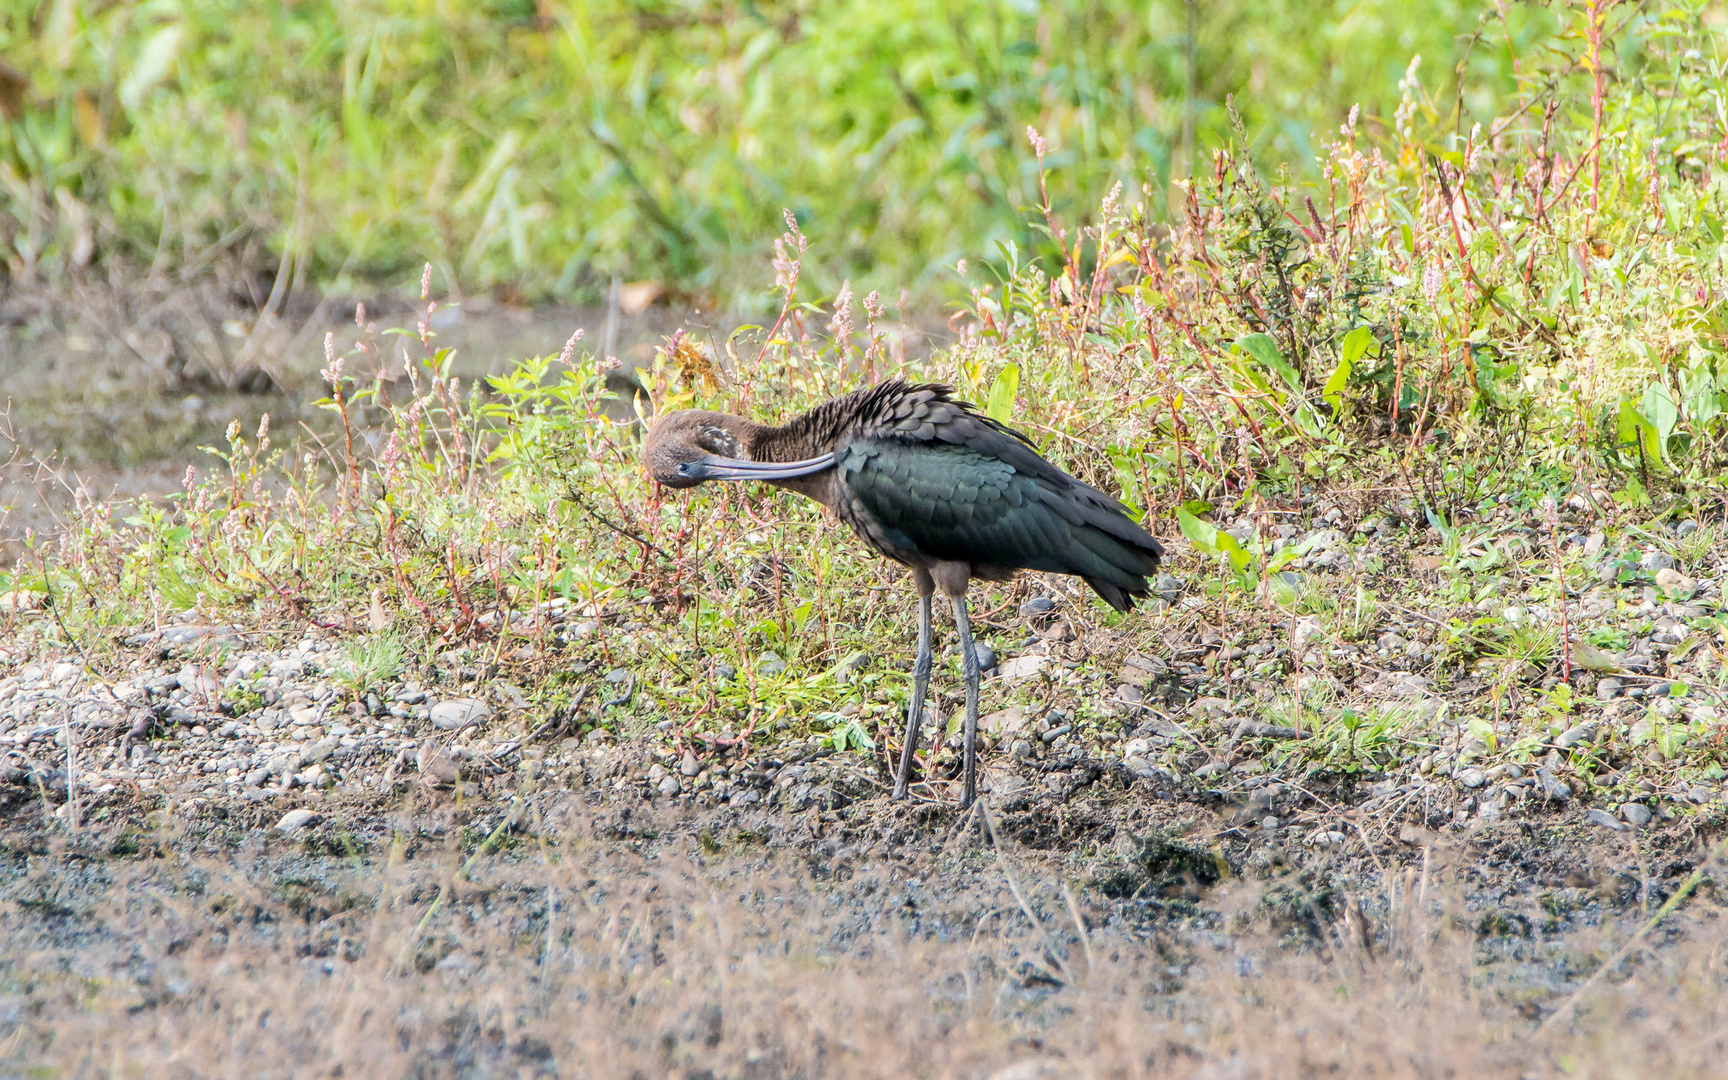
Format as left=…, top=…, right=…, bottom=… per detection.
left=985, top=364, right=1020, bottom=424
left=332, top=632, right=405, bottom=700
left=812, top=713, right=875, bottom=754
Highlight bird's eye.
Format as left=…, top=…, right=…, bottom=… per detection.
left=676, top=462, right=693, bottom=475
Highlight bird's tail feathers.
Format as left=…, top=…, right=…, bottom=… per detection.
left=1066, top=521, right=1161, bottom=611
left=1084, top=577, right=1148, bottom=613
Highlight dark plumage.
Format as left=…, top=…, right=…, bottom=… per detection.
left=643, top=379, right=1164, bottom=807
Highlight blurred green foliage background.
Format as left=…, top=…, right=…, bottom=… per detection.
left=0, top=0, right=1636, bottom=305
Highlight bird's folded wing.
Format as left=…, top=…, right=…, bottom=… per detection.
left=838, top=439, right=1159, bottom=592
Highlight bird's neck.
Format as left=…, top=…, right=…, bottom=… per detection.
left=747, top=414, right=839, bottom=508
left=752, top=396, right=855, bottom=459
left=748, top=421, right=830, bottom=463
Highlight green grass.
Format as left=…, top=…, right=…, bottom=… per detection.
left=331, top=630, right=405, bottom=700
left=0, top=0, right=1651, bottom=302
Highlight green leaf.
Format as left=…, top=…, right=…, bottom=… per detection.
left=1266, top=532, right=1324, bottom=572
left=1178, top=508, right=1252, bottom=574
left=986, top=364, right=1020, bottom=423
left=1235, top=333, right=1303, bottom=396
left=1570, top=639, right=1623, bottom=672
left=120, top=25, right=185, bottom=110
left=1339, top=326, right=1375, bottom=366
left=1682, top=364, right=1721, bottom=426
left=1177, top=506, right=1221, bottom=553
left=1321, top=359, right=1351, bottom=413
left=1328, top=327, right=1373, bottom=410
left=826, top=719, right=875, bottom=753
left=1617, top=396, right=1664, bottom=466
left=1640, top=381, right=1679, bottom=459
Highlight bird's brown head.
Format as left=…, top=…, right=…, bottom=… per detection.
left=643, top=409, right=836, bottom=490
left=642, top=410, right=746, bottom=489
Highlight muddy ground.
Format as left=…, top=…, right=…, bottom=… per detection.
left=0, top=556, right=1719, bottom=1076
left=0, top=283, right=1724, bottom=1076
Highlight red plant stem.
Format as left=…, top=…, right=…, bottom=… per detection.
left=1585, top=0, right=1607, bottom=217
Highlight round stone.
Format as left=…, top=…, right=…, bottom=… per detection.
left=429, top=698, right=492, bottom=731
left=1587, top=808, right=1624, bottom=830
left=275, top=808, right=321, bottom=833
left=1019, top=597, right=1057, bottom=618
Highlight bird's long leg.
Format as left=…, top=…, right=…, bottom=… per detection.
left=893, top=591, right=934, bottom=799
left=952, top=595, right=982, bottom=809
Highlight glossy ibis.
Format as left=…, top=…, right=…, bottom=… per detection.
left=643, top=379, right=1164, bottom=807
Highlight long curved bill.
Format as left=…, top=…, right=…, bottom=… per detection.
left=683, top=453, right=835, bottom=482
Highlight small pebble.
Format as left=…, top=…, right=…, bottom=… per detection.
left=1587, top=808, right=1625, bottom=831
left=1640, top=551, right=1678, bottom=573
left=657, top=776, right=682, bottom=797
left=176, top=664, right=217, bottom=696
left=1019, top=597, right=1056, bottom=618
left=429, top=698, right=492, bottom=731
left=680, top=750, right=701, bottom=778
left=1621, top=802, right=1653, bottom=826
left=1655, top=567, right=1696, bottom=595
left=1555, top=721, right=1598, bottom=749
left=275, top=808, right=321, bottom=833
left=1456, top=767, right=1487, bottom=789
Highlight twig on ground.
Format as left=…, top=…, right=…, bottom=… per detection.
left=979, top=800, right=1073, bottom=985
left=563, top=487, right=668, bottom=561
